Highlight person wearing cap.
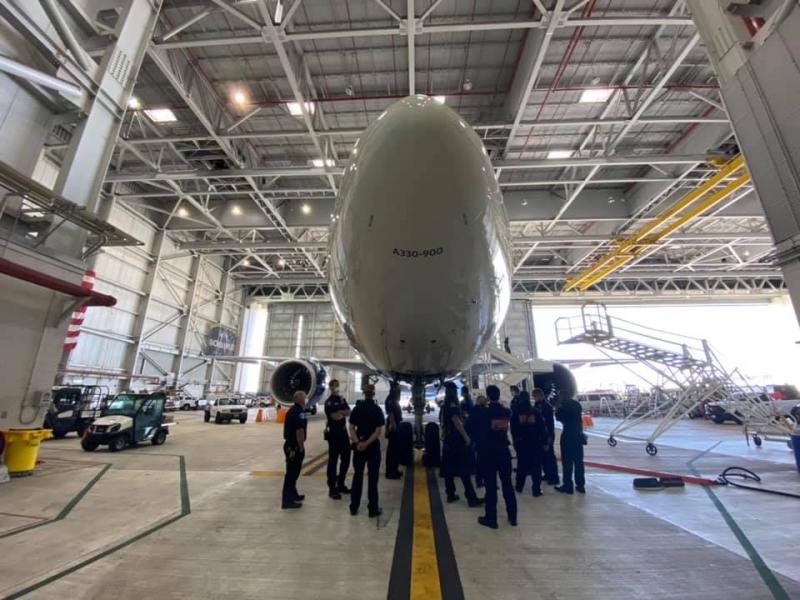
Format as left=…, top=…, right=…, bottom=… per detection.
left=324, top=379, right=351, bottom=499
left=476, top=385, right=517, bottom=529
left=282, top=391, right=307, bottom=509
left=440, top=381, right=483, bottom=506
left=348, top=383, right=385, bottom=517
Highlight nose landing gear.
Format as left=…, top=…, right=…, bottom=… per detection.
left=411, top=379, right=426, bottom=449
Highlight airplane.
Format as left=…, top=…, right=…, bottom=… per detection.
left=214, top=95, right=577, bottom=442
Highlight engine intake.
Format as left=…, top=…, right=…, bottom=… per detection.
left=269, top=359, right=327, bottom=407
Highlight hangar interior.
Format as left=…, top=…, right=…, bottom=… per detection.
left=1, top=0, right=800, bottom=599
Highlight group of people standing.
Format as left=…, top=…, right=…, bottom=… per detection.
left=281, top=378, right=586, bottom=531
left=281, top=379, right=399, bottom=517
left=441, top=383, right=585, bottom=529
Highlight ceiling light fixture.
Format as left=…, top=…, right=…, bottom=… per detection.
left=273, top=1, right=283, bottom=24
left=144, top=108, right=177, bottom=123
left=287, top=101, right=315, bottom=116
left=579, top=88, right=614, bottom=103
left=177, top=207, right=189, bottom=218
left=127, top=96, right=142, bottom=110
left=231, top=204, right=242, bottom=216
left=242, top=258, right=251, bottom=266
left=462, top=79, right=472, bottom=91
left=433, top=95, right=446, bottom=104
left=301, top=203, right=311, bottom=215
left=233, top=90, right=248, bottom=106
left=277, top=258, right=287, bottom=267
left=547, top=150, right=574, bottom=159
left=311, top=158, right=335, bottom=167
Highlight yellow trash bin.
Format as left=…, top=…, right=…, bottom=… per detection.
left=2, top=429, right=52, bottom=475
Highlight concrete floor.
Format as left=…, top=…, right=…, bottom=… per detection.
left=1, top=411, right=798, bottom=599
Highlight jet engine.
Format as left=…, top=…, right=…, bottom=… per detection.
left=269, top=359, right=327, bottom=413
left=533, top=362, right=577, bottom=401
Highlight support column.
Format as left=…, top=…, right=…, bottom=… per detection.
left=121, top=230, right=166, bottom=388
left=173, top=255, right=202, bottom=386
left=687, top=1, right=800, bottom=325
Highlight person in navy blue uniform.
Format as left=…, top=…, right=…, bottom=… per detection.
left=440, top=382, right=483, bottom=506
left=514, top=391, right=546, bottom=497
left=324, top=379, right=351, bottom=499
left=465, top=393, right=488, bottom=488
left=534, top=388, right=560, bottom=485
left=384, top=382, right=404, bottom=480
left=477, top=385, right=517, bottom=529
left=555, top=390, right=586, bottom=495
left=348, top=384, right=385, bottom=517
left=282, top=391, right=308, bottom=509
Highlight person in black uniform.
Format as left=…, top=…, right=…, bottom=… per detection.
left=514, top=391, right=546, bottom=497
left=477, top=385, right=517, bottom=529
left=384, top=382, right=404, bottom=480
left=555, top=390, right=586, bottom=495
left=460, top=383, right=474, bottom=418
left=465, top=393, right=488, bottom=488
left=440, top=382, right=483, bottom=506
left=324, top=379, right=351, bottom=500
left=348, top=383, right=385, bottom=517
left=534, top=388, right=560, bottom=486
left=282, top=391, right=308, bottom=509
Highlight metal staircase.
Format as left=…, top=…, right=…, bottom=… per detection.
left=556, top=302, right=794, bottom=454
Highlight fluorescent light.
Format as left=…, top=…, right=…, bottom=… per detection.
left=310, top=158, right=335, bottom=167
left=231, top=204, right=242, bottom=216
left=547, top=150, right=574, bottom=159
left=433, top=95, right=446, bottom=104
left=274, top=1, right=283, bottom=24
left=579, top=88, right=614, bottom=103
left=177, top=207, right=189, bottom=217
left=232, top=90, right=248, bottom=105
left=145, top=108, right=177, bottom=123
left=301, top=203, right=311, bottom=215
left=127, top=96, right=141, bottom=110
left=277, top=258, right=287, bottom=267
left=287, top=101, right=315, bottom=116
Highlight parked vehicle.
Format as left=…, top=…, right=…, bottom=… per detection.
left=81, top=392, right=170, bottom=452
left=43, top=386, right=107, bottom=438
left=176, top=394, right=199, bottom=410
left=577, top=390, right=623, bottom=414
left=204, top=397, right=248, bottom=424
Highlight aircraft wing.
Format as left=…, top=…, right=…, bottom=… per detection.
left=208, top=355, right=372, bottom=372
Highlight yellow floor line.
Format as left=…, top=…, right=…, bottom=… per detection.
left=411, top=464, right=442, bottom=600
left=301, top=453, right=328, bottom=475
left=249, top=470, right=284, bottom=477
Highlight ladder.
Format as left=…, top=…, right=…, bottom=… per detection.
left=555, top=302, right=794, bottom=454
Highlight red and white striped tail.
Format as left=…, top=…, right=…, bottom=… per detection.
left=63, top=269, right=96, bottom=351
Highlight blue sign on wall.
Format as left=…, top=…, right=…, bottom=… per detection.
left=205, top=324, right=237, bottom=356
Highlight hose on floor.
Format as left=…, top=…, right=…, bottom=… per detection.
left=716, top=466, right=800, bottom=499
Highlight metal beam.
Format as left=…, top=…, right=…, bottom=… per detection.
left=152, top=15, right=696, bottom=49
left=105, top=153, right=715, bottom=183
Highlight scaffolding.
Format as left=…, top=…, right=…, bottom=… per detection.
left=555, top=302, right=795, bottom=454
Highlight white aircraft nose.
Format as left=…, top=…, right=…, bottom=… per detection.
left=330, top=96, right=511, bottom=379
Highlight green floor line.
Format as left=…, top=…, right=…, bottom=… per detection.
left=1, top=455, right=190, bottom=600
left=0, top=463, right=111, bottom=540
left=687, top=452, right=789, bottom=600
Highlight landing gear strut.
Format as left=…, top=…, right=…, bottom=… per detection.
left=411, top=379, right=425, bottom=449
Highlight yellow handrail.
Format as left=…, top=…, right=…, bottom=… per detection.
left=565, top=156, right=750, bottom=292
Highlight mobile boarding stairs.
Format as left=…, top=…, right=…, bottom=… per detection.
left=555, top=303, right=795, bottom=455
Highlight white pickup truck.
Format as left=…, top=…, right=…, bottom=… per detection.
left=204, top=397, right=248, bottom=424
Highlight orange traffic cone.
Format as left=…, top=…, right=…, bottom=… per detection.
left=256, top=408, right=265, bottom=423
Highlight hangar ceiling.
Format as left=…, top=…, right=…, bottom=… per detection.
left=46, top=0, right=783, bottom=300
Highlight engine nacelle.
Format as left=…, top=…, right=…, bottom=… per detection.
left=533, top=362, right=577, bottom=401
left=269, top=359, right=327, bottom=411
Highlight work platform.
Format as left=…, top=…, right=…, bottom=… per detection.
left=0, top=412, right=798, bottom=599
